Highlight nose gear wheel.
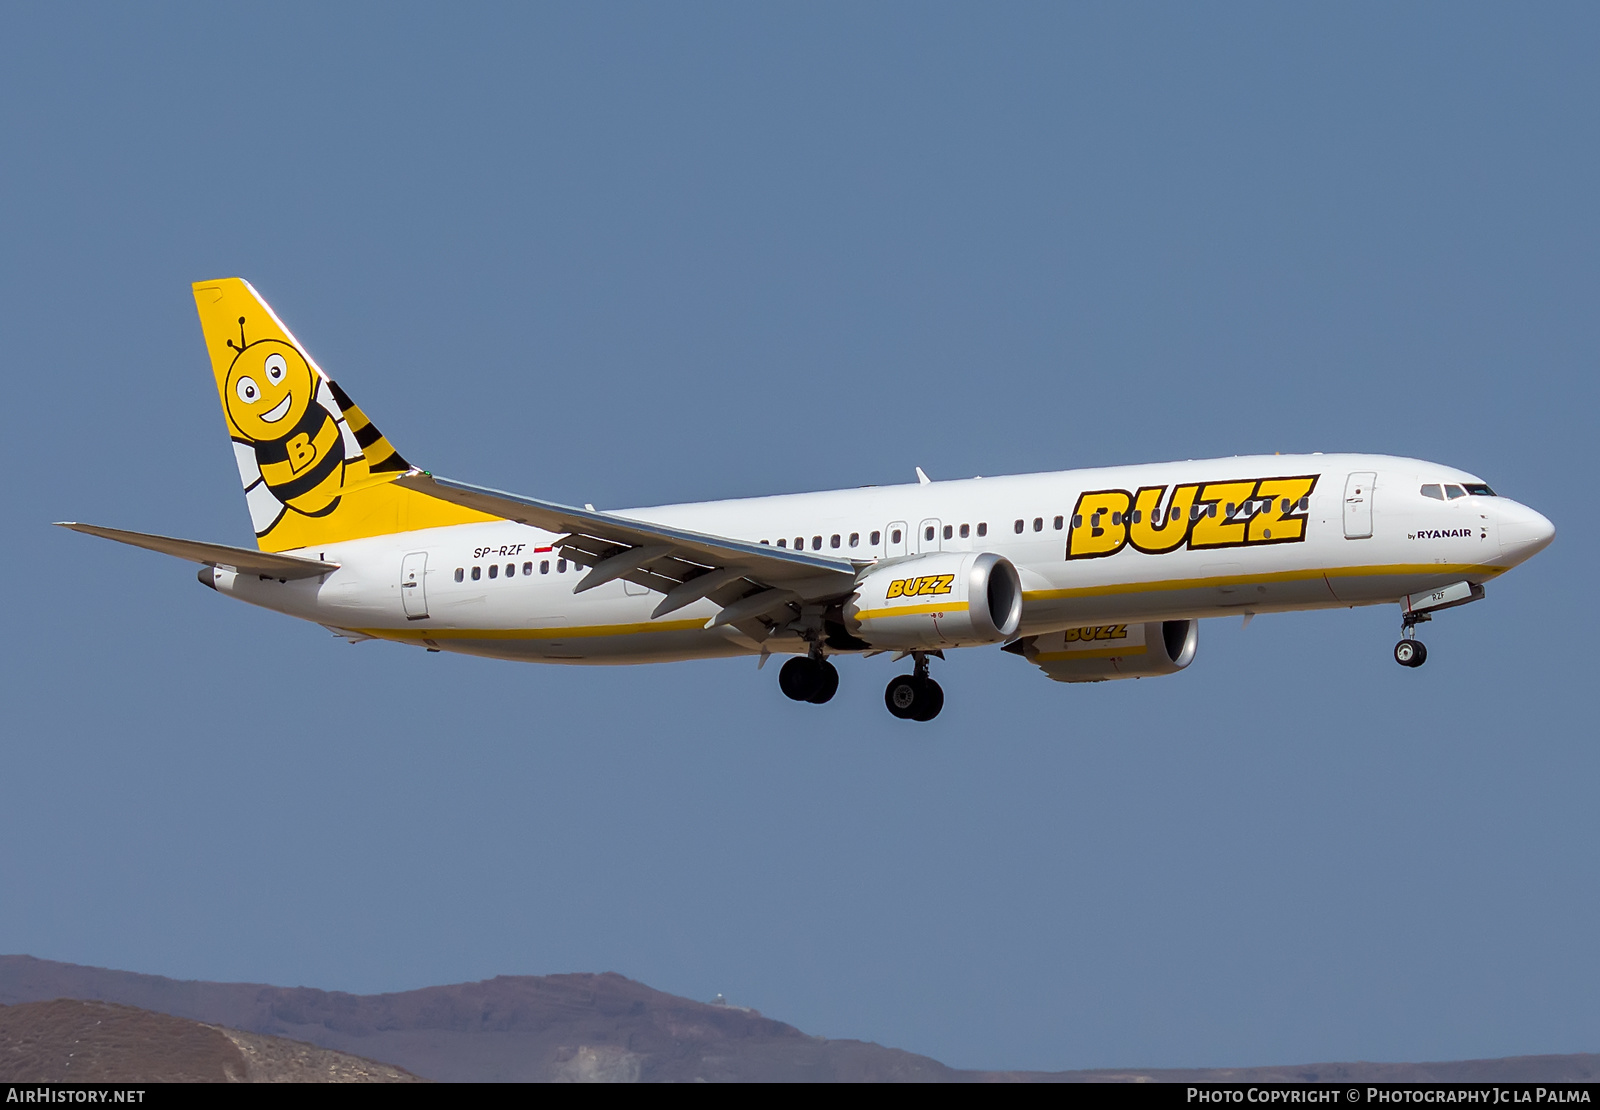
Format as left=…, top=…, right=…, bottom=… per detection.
left=1394, top=639, right=1428, bottom=668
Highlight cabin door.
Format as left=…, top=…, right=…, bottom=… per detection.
left=1343, top=472, right=1376, bottom=539
left=401, top=551, right=430, bottom=619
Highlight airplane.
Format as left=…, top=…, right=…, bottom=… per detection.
left=60, top=279, right=1556, bottom=721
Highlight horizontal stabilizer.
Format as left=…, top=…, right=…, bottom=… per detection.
left=55, top=522, right=338, bottom=580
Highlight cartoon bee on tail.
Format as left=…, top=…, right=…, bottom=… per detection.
left=221, top=316, right=363, bottom=537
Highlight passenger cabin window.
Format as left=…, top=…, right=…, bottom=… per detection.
left=505, top=563, right=515, bottom=577
left=777, top=539, right=786, bottom=547
left=540, top=560, right=550, bottom=574
left=795, top=537, right=803, bottom=550
left=1445, top=484, right=1467, bottom=500
left=849, top=532, right=860, bottom=547
left=873, top=530, right=884, bottom=545
left=1464, top=483, right=1497, bottom=496
left=557, top=559, right=567, bottom=572
left=890, top=528, right=900, bottom=544
left=1421, top=484, right=1444, bottom=500
left=959, top=523, right=969, bottom=538
left=488, top=564, right=498, bottom=578
left=1014, top=519, right=1024, bottom=534
left=1033, top=517, right=1043, bottom=532
left=454, top=568, right=464, bottom=582
left=523, top=561, right=533, bottom=575
left=761, top=539, right=770, bottom=545
left=942, top=525, right=953, bottom=540
left=471, top=566, right=481, bottom=581
left=1053, top=515, right=1064, bottom=530
left=1072, top=514, right=1083, bottom=528
left=977, top=522, right=987, bottom=537
left=813, top=536, right=822, bottom=550
left=924, top=526, right=935, bottom=541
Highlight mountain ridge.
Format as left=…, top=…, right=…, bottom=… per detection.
left=2, top=956, right=1594, bottom=1083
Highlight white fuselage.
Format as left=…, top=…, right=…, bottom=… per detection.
left=208, top=453, right=1553, bottom=664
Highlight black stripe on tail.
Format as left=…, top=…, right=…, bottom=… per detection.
left=326, top=378, right=410, bottom=473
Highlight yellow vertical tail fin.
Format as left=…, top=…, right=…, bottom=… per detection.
left=193, top=278, right=495, bottom=551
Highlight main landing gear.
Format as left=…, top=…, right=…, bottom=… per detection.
left=884, top=652, right=943, bottom=722
left=779, top=652, right=839, bottom=704
left=1394, top=612, right=1430, bottom=669
left=778, top=648, right=945, bottom=721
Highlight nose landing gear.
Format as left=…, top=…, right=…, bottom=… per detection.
left=884, top=652, right=943, bottom=721
left=1394, top=612, right=1430, bottom=668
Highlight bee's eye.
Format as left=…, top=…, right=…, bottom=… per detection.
left=236, top=376, right=260, bottom=404
left=264, top=353, right=287, bottom=383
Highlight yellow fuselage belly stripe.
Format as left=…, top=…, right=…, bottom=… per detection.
left=854, top=601, right=968, bottom=620
left=1021, top=562, right=1507, bottom=602
left=354, top=618, right=709, bottom=642
left=352, top=564, right=1507, bottom=642
left=1035, top=645, right=1149, bottom=661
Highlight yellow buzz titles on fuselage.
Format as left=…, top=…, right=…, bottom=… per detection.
left=1129, top=484, right=1202, bottom=553
left=1066, top=489, right=1133, bottom=558
left=1067, top=475, right=1320, bottom=560
left=223, top=324, right=347, bottom=521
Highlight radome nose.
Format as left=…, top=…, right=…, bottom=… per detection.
left=1498, top=501, right=1555, bottom=564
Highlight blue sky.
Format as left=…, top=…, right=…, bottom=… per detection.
left=1, top=3, right=1596, bottom=1071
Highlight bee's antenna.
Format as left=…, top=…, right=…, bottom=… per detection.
left=227, top=316, right=248, bottom=353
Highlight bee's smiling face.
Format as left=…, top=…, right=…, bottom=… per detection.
left=224, top=340, right=316, bottom=442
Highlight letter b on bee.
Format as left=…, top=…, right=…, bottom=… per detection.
left=286, top=432, right=318, bottom=474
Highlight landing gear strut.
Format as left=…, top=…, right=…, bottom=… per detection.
left=884, top=652, right=943, bottom=722
left=1394, top=612, right=1429, bottom=669
left=779, top=651, right=839, bottom=704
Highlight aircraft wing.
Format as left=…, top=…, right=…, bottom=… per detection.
left=55, top=522, right=339, bottom=580
left=394, top=470, right=862, bottom=625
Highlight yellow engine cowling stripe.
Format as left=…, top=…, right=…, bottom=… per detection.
left=852, top=601, right=969, bottom=621
left=1034, top=645, right=1150, bottom=661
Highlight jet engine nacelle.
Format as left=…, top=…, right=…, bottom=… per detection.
left=845, top=551, right=1023, bottom=650
left=1007, top=619, right=1199, bottom=683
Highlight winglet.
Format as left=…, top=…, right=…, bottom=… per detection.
left=915, top=467, right=931, bottom=485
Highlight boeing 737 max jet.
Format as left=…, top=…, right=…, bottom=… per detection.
left=60, top=279, right=1556, bottom=721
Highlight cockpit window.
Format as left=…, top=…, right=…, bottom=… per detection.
left=1444, top=484, right=1467, bottom=499
left=1420, top=484, right=1444, bottom=500
left=1463, top=483, right=1497, bottom=496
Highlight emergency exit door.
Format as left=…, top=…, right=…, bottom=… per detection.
left=1343, top=472, right=1376, bottom=539
left=885, top=521, right=909, bottom=558
left=401, top=552, right=430, bottom=619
